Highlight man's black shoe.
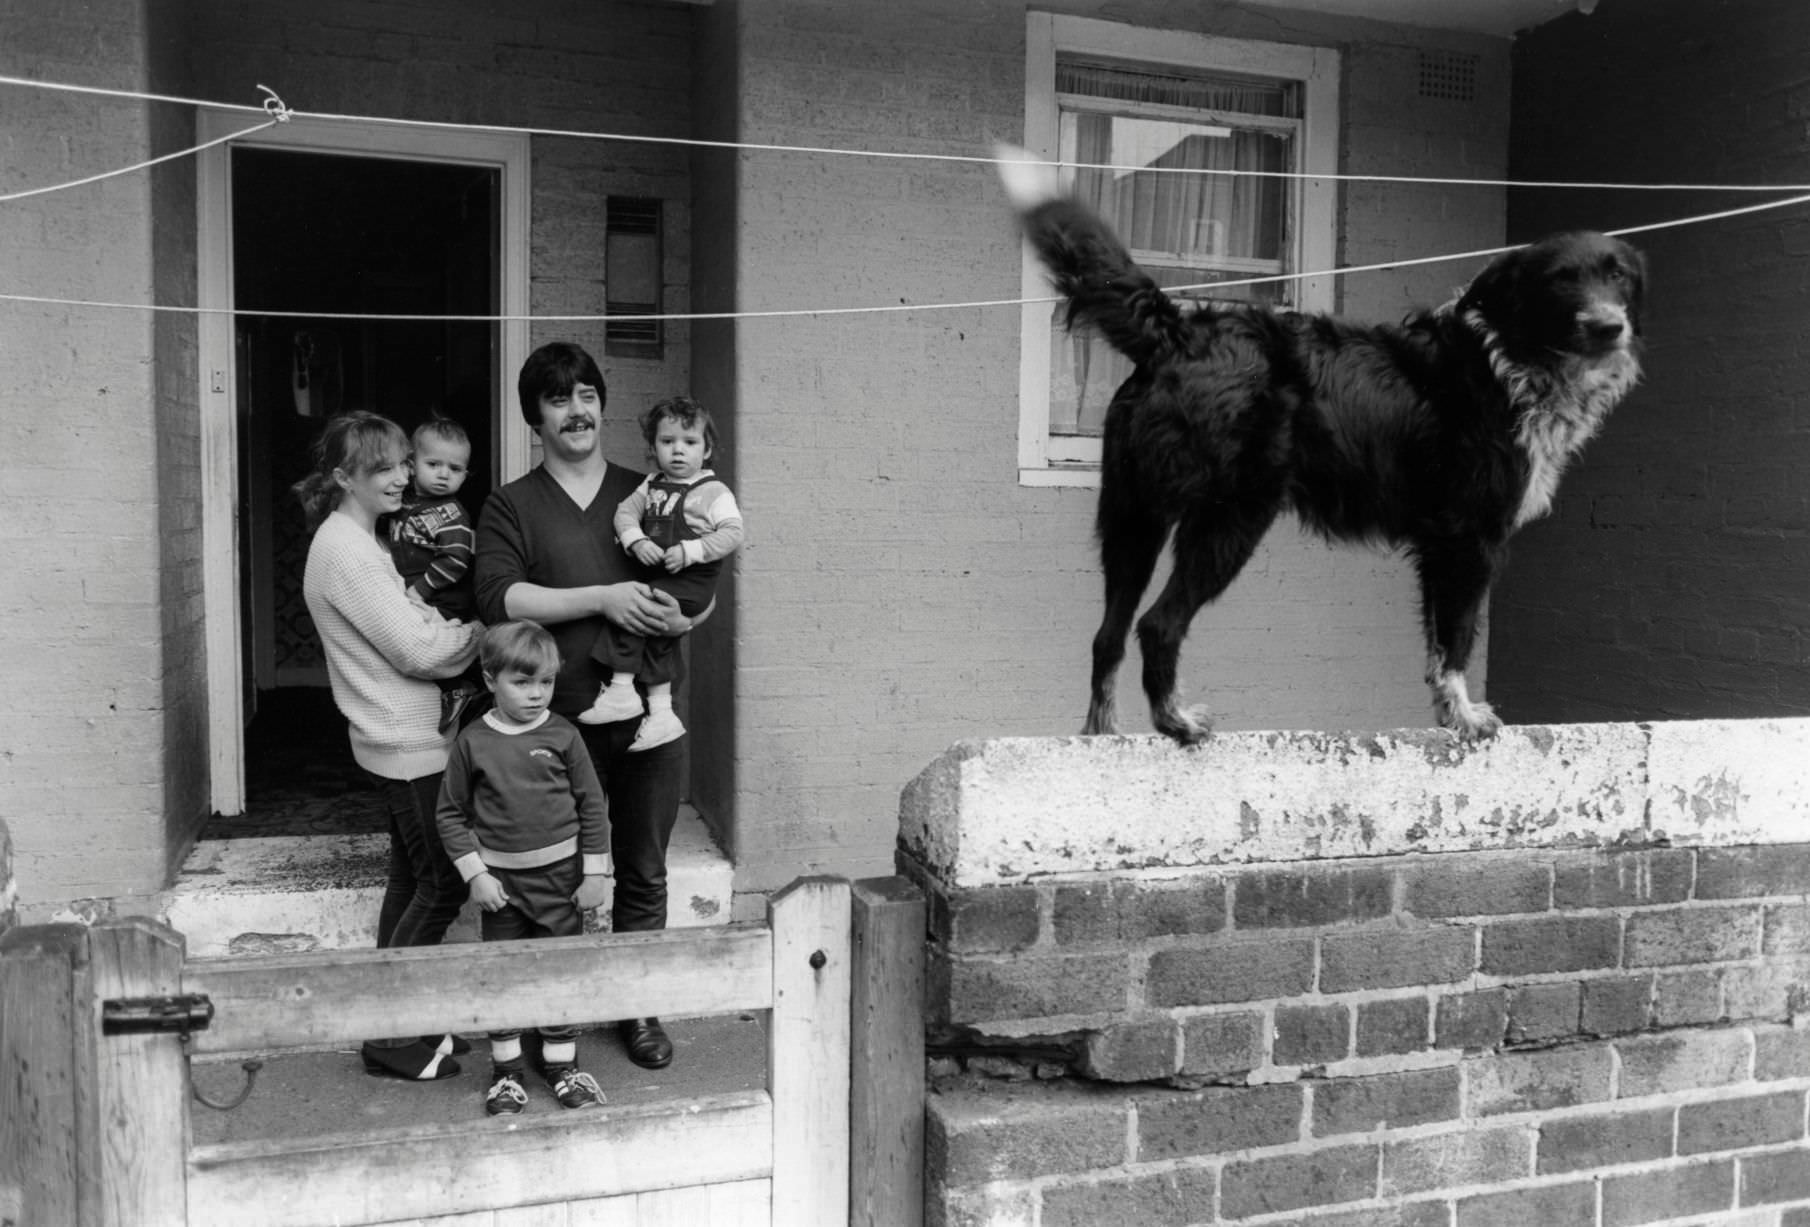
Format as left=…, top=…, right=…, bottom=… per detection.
left=619, top=1017, right=673, bottom=1069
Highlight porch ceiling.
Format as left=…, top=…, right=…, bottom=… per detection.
left=1257, top=0, right=1584, bottom=36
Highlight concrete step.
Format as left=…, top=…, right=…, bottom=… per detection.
left=165, top=806, right=732, bottom=958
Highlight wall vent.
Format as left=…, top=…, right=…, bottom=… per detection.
left=1417, top=50, right=1479, bottom=102
left=606, top=196, right=664, bottom=356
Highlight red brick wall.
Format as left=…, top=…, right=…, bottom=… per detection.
left=1490, top=0, right=1810, bottom=723
left=906, top=725, right=1810, bottom=1225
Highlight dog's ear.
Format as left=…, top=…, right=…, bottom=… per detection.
left=1455, top=247, right=1522, bottom=331
left=1615, top=241, right=1648, bottom=337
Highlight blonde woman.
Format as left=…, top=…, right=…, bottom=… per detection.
left=294, top=411, right=480, bottom=1080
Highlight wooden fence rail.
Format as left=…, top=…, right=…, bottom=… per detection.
left=0, top=875, right=923, bottom=1227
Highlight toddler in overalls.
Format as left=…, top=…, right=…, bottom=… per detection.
left=578, top=396, right=743, bottom=751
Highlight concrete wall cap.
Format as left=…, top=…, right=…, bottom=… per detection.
left=898, top=719, right=1810, bottom=888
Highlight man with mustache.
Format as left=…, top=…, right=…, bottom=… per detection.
left=472, top=341, right=703, bottom=1072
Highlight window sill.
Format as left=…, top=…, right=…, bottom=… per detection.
left=1018, top=466, right=1102, bottom=489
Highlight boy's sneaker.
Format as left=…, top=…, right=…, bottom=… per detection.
left=628, top=709, right=685, bottom=752
left=577, top=684, right=645, bottom=726
left=485, top=1070, right=528, bottom=1116
left=546, top=1065, right=605, bottom=1109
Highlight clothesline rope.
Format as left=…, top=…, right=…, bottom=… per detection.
left=6, top=184, right=1809, bottom=323
left=0, top=116, right=280, bottom=204
left=3, top=75, right=1810, bottom=321
left=5, top=72, right=1810, bottom=194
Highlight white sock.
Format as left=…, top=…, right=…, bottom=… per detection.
left=606, top=673, right=635, bottom=692
left=542, top=1039, right=577, bottom=1067
left=646, top=685, right=673, bottom=713
left=491, top=1037, right=522, bottom=1066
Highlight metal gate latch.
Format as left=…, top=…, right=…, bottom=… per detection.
left=101, top=994, right=215, bottom=1037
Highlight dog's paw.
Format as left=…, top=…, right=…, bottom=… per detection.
left=1154, top=702, right=1214, bottom=747
left=995, top=143, right=1060, bottom=211
left=1430, top=671, right=1501, bottom=741
left=1082, top=694, right=1119, bottom=736
left=1438, top=699, right=1503, bottom=740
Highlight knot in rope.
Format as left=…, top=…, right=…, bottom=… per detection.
left=257, top=85, right=291, bottom=123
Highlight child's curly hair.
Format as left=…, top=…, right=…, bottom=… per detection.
left=640, top=395, right=719, bottom=457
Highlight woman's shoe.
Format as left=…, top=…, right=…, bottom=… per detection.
left=361, top=1039, right=461, bottom=1081
left=425, top=1033, right=473, bottom=1056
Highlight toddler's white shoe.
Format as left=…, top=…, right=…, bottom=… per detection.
left=628, top=709, right=686, bottom=752
left=577, top=684, right=645, bottom=726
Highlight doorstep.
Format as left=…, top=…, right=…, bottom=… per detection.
left=163, top=805, right=732, bottom=958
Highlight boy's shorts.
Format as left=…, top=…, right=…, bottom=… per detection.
left=479, top=857, right=583, bottom=942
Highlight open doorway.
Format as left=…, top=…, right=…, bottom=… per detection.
left=196, top=117, right=531, bottom=832
left=221, top=149, right=496, bottom=837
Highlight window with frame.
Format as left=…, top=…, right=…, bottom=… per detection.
left=1016, top=16, right=1340, bottom=484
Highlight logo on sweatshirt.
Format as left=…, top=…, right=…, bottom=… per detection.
left=530, top=748, right=556, bottom=760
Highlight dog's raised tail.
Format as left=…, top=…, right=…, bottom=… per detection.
left=995, top=142, right=1188, bottom=367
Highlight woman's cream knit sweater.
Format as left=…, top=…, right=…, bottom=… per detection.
left=302, top=510, right=481, bottom=780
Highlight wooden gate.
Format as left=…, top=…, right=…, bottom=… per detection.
left=0, top=876, right=924, bottom=1227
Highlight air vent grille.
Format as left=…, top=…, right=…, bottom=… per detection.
left=1418, top=50, right=1479, bottom=102
left=606, top=196, right=663, bottom=356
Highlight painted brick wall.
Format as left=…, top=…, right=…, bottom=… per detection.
left=687, top=0, right=743, bottom=855
left=0, top=0, right=172, bottom=903
left=150, top=0, right=210, bottom=880
left=1490, top=0, right=1810, bottom=723
left=182, top=0, right=697, bottom=472
left=1, top=1, right=697, bottom=907
left=722, top=0, right=1514, bottom=900
left=904, top=722, right=1810, bottom=1226
left=0, top=819, right=14, bottom=937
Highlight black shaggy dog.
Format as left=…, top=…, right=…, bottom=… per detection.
left=997, top=145, right=1647, bottom=744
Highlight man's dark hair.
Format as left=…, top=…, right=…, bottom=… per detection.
left=516, top=341, right=607, bottom=427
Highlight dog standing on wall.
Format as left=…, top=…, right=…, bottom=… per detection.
left=996, top=145, right=1647, bottom=744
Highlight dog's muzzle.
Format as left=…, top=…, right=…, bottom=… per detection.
left=1577, top=304, right=1631, bottom=350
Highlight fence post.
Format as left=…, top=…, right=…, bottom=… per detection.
left=89, top=917, right=190, bottom=1226
left=849, top=877, right=925, bottom=1227
left=769, top=876, right=852, bottom=1226
left=0, top=924, right=98, bottom=1226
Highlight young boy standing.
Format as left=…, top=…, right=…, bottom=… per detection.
left=578, top=396, right=743, bottom=752
left=390, top=417, right=483, bottom=731
left=436, top=620, right=612, bottom=1115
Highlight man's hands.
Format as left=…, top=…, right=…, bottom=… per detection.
left=596, top=582, right=690, bottom=636
left=470, top=871, right=510, bottom=912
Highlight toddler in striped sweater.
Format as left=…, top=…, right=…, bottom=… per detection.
left=389, top=416, right=483, bottom=731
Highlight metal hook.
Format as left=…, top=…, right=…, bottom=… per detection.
left=191, top=1059, right=264, bottom=1111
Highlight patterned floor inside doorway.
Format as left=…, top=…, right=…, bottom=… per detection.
left=204, top=687, right=387, bottom=839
